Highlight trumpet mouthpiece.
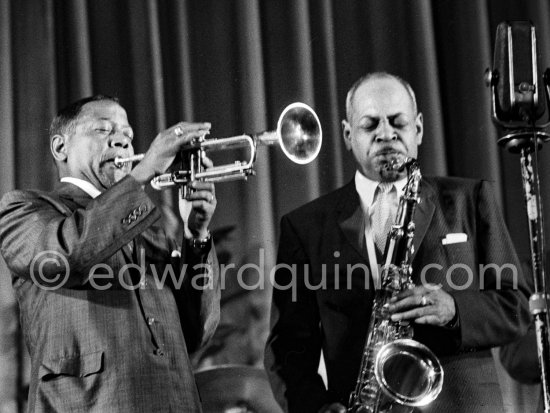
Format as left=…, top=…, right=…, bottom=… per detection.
left=114, top=154, right=145, bottom=168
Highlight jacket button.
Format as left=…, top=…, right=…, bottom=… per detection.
left=147, top=317, right=155, bottom=325
left=154, top=348, right=165, bottom=357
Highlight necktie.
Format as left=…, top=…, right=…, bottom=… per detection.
left=373, top=183, right=397, bottom=252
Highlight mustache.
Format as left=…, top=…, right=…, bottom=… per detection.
left=374, top=146, right=404, bottom=157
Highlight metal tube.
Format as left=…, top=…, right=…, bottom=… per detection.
left=520, top=145, right=550, bottom=413
left=114, top=154, right=145, bottom=168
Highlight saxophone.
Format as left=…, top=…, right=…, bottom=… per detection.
left=348, top=157, right=443, bottom=413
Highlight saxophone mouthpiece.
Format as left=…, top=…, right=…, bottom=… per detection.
left=382, top=156, right=416, bottom=172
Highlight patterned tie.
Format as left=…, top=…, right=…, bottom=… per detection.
left=373, top=182, right=397, bottom=252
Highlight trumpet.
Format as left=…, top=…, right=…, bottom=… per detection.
left=114, top=102, right=322, bottom=191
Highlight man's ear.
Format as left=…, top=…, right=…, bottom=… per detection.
left=51, top=134, right=68, bottom=162
left=342, top=120, right=352, bottom=151
left=415, top=112, right=423, bottom=146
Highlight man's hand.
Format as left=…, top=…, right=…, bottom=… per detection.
left=130, top=122, right=211, bottom=185
left=318, top=402, right=346, bottom=413
left=178, top=156, right=216, bottom=239
left=387, top=283, right=456, bottom=326
left=179, top=181, right=216, bottom=239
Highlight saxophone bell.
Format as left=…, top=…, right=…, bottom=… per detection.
left=375, top=339, right=443, bottom=407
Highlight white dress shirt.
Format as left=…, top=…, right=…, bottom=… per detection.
left=354, top=170, right=407, bottom=288
left=60, top=177, right=101, bottom=199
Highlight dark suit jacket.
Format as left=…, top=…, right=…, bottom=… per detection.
left=265, top=176, right=531, bottom=413
left=0, top=176, right=220, bottom=412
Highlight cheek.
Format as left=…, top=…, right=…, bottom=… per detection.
left=351, top=138, right=372, bottom=157
left=403, top=136, right=419, bottom=155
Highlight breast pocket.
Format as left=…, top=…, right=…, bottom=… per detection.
left=443, top=242, right=473, bottom=262
left=441, top=242, right=478, bottom=289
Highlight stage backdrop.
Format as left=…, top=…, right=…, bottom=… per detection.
left=1, top=0, right=549, bottom=412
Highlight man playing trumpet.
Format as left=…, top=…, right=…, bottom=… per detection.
left=0, top=95, right=220, bottom=412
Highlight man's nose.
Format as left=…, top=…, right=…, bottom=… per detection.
left=109, top=133, right=131, bottom=149
left=375, top=119, right=396, bottom=142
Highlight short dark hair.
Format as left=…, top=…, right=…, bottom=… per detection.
left=49, top=94, right=119, bottom=138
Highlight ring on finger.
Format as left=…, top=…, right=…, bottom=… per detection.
left=420, top=295, right=429, bottom=306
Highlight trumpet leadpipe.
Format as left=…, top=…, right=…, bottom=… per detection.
left=114, top=154, right=145, bottom=168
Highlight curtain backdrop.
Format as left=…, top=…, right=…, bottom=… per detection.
left=1, top=0, right=549, bottom=411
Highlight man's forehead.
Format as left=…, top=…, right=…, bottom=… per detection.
left=79, top=100, right=129, bottom=122
left=353, top=78, right=414, bottom=115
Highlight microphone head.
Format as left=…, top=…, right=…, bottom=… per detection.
left=491, top=20, right=546, bottom=125
left=487, top=20, right=550, bottom=151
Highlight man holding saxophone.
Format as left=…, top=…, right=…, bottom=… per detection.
left=265, top=73, right=531, bottom=412
left=0, top=95, right=220, bottom=412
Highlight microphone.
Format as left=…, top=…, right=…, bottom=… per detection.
left=485, top=20, right=550, bottom=151
left=487, top=22, right=550, bottom=411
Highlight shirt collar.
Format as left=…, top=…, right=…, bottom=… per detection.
left=354, top=170, right=408, bottom=211
left=60, top=177, right=102, bottom=199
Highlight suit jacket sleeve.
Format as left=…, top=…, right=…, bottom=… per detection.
left=174, top=239, right=220, bottom=353
left=450, top=180, right=531, bottom=349
left=265, top=215, right=329, bottom=413
left=0, top=176, right=160, bottom=288
left=499, top=256, right=541, bottom=384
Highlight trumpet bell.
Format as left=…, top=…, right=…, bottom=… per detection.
left=374, top=338, right=444, bottom=407
left=277, top=102, right=322, bottom=164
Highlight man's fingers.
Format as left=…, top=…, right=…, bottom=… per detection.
left=177, top=128, right=211, bottom=140
left=189, top=181, right=215, bottom=193
left=170, top=121, right=211, bottom=135
left=188, top=200, right=216, bottom=211
left=415, top=315, right=441, bottom=325
left=187, top=191, right=216, bottom=204
left=388, top=296, right=418, bottom=313
left=319, top=403, right=346, bottom=413
left=200, top=155, right=214, bottom=169
left=390, top=306, right=432, bottom=322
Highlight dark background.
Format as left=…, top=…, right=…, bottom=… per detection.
left=1, top=1, right=548, bottom=411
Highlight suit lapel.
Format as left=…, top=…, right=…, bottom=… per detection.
left=54, top=181, right=136, bottom=274
left=411, top=178, right=436, bottom=261
left=337, top=181, right=368, bottom=259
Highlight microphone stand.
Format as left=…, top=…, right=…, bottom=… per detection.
left=486, top=20, right=550, bottom=411
left=488, top=81, right=550, bottom=412
left=518, top=130, right=550, bottom=413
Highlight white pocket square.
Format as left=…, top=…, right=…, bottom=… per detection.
left=442, top=233, right=468, bottom=245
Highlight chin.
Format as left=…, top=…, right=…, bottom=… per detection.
left=99, top=174, right=124, bottom=190
left=113, top=170, right=129, bottom=183
left=379, top=169, right=402, bottom=182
